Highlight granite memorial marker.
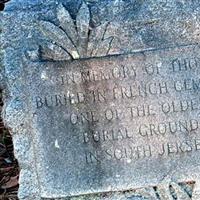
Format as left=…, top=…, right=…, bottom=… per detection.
left=1, top=0, right=200, bottom=199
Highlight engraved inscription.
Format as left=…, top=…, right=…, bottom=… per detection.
left=30, top=45, right=200, bottom=196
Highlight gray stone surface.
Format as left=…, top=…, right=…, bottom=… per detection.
left=1, top=0, right=200, bottom=199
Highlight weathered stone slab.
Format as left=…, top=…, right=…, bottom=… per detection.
left=2, top=0, right=200, bottom=200
left=30, top=44, right=200, bottom=198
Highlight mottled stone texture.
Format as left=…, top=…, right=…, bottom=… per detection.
left=1, top=0, right=200, bottom=200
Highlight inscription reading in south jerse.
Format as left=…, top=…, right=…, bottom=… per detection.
left=33, top=49, right=200, bottom=165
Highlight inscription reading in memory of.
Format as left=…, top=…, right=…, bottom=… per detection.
left=30, top=45, right=200, bottom=196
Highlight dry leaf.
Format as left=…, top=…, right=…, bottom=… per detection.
left=1, top=175, right=19, bottom=189
left=0, top=166, right=14, bottom=173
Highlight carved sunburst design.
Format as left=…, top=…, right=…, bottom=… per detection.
left=38, top=2, right=114, bottom=61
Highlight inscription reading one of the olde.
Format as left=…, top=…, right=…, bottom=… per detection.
left=30, top=45, right=200, bottom=196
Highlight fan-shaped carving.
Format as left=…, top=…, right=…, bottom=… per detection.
left=38, top=2, right=114, bottom=61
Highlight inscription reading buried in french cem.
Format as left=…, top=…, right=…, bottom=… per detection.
left=31, top=45, right=200, bottom=195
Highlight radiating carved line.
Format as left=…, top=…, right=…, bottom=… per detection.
left=38, top=2, right=115, bottom=61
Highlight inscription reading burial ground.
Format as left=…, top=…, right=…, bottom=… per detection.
left=29, top=44, right=200, bottom=197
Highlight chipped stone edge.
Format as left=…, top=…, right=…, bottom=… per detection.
left=0, top=11, right=42, bottom=200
